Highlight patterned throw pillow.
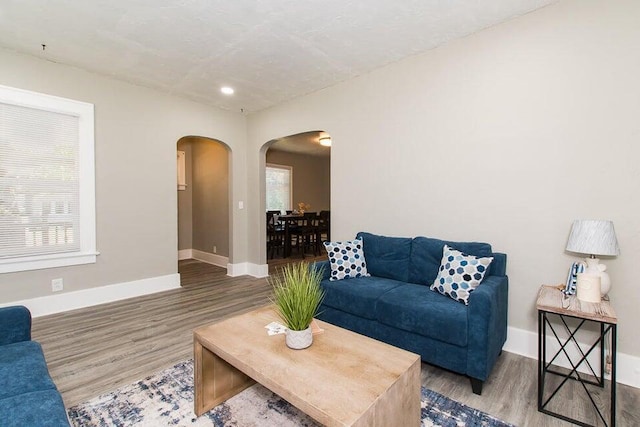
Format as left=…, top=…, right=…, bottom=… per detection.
left=430, top=245, right=493, bottom=305
left=323, top=238, right=370, bottom=281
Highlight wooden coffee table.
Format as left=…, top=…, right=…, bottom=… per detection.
left=193, top=305, right=421, bottom=426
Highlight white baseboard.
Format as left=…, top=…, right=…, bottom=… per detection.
left=181, top=249, right=266, bottom=278
left=249, top=263, right=269, bottom=278
left=227, top=262, right=269, bottom=278
left=0, top=273, right=181, bottom=318
left=191, top=249, right=229, bottom=268
left=505, top=326, right=640, bottom=389
left=178, top=249, right=192, bottom=260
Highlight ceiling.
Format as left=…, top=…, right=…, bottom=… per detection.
left=0, top=1, right=554, bottom=113
left=269, top=131, right=331, bottom=157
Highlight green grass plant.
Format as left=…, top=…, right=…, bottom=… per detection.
left=269, top=262, right=325, bottom=331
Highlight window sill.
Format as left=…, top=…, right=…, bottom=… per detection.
left=0, top=251, right=100, bottom=273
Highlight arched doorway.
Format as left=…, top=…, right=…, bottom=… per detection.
left=261, top=130, right=331, bottom=267
left=177, top=136, right=231, bottom=271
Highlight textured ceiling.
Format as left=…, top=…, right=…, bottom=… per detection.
left=0, top=0, right=554, bottom=112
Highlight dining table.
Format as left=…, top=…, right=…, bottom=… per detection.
left=277, top=213, right=304, bottom=258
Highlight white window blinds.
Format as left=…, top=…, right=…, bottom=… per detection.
left=266, top=164, right=292, bottom=212
left=0, top=85, right=96, bottom=273
left=0, top=102, right=80, bottom=257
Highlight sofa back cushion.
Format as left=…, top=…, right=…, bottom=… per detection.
left=408, top=237, right=493, bottom=286
left=357, top=232, right=412, bottom=282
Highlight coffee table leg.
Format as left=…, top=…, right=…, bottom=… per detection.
left=194, top=339, right=255, bottom=416
left=353, top=357, right=421, bottom=426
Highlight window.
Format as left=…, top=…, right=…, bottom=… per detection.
left=0, top=85, right=96, bottom=273
left=266, top=164, right=292, bottom=212
left=177, top=150, right=186, bottom=191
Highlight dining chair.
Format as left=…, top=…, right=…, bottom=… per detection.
left=290, top=212, right=320, bottom=258
left=318, top=210, right=330, bottom=244
left=266, top=212, right=285, bottom=259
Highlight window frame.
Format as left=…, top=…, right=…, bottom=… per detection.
left=265, top=163, right=293, bottom=212
left=0, top=84, right=97, bottom=273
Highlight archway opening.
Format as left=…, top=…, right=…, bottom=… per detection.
left=261, top=130, right=331, bottom=270
left=177, top=136, right=232, bottom=275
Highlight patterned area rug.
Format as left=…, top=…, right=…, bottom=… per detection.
left=67, top=360, right=514, bottom=427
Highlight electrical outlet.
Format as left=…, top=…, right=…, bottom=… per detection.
left=51, top=278, right=63, bottom=292
left=213, top=246, right=217, bottom=254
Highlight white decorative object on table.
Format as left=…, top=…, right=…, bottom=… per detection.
left=264, top=321, right=286, bottom=336
left=575, top=273, right=601, bottom=303
left=565, top=219, right=620, bottom=299
left=285, top=327, right=313, bottom=350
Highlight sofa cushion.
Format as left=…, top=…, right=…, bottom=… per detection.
left=357, top=232, right=412, bottom=282
left=320, top=276, right=406, bottom=320
left=408, top=237, right=493, bottom=286
left=0, top=390, right=69, bottom=427
left=323, top=238, right=370, bottom=281
left=0, top=341, right=57, bottom=400
left=0, top=306, right=31, bottom=346
left=376, top=283, right=468, bottom=347
left=431, top=245, right=494, bottom=305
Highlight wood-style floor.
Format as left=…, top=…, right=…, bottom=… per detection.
left=32, top=260, right=639, bottom=426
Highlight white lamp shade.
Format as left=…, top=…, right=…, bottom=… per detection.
left=565, top=220, right=620, bottom=256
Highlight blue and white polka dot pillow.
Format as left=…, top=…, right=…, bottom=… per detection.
left=323, top=238, right=370, bottom=281
left=430, top=245, right=493, bottom=305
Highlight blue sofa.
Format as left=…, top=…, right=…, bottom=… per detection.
left=0, top=306, right=70, bottom=426
left=314, top=232, right=508, bottom=394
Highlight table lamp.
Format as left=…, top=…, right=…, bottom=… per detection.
left=565, top=220, right=619, bottom=299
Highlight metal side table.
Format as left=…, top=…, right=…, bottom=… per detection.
left=537, top=285, right=617, bottom=427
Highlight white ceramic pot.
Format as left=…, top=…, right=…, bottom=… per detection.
left=285, top=326, right=313, bottom=349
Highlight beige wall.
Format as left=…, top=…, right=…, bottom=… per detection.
left=192, top=139, right=230, bottom=256
left=177, top=141, right=193, bottom=250
left=0, top=48, right=247, bottom=302
left=1, top=0, right=638, bottom=360
left=177, top=137, right=230, bottom=256
left=247, top=0, right=640, bottom=357
left=266, top=150, right=330, bottom=213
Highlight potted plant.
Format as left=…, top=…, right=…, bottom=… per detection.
left=270, top=262, right=325, bottom=349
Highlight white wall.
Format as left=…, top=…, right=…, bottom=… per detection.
left=247, top=0, right=640, bottom=359
left=0, top=48, right=247, bottom=302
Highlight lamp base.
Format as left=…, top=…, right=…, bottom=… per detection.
left=583, top=257, right=610, bottom=297
left=576, top=273, right=601, bottom=303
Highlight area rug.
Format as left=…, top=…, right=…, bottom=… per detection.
left=67, top=359, right=514, bottom=427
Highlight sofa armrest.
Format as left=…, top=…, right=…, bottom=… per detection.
left=0, top=305, right=32, bottom=345
left=312, top=260, right=331, bottom=281
left=466, top=275, right=509, bottom=381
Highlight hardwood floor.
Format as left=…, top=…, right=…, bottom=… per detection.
left=32, top=260, right=271, bottom=408
left=31, top=260, right=639, bottom=426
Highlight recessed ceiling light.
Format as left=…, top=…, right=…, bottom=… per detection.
left=319, top=136, right=332, bottom=147
left=221, top=86, right=234, bottom=95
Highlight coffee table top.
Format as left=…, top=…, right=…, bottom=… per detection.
left=194, top=305, right=420, bottom=426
